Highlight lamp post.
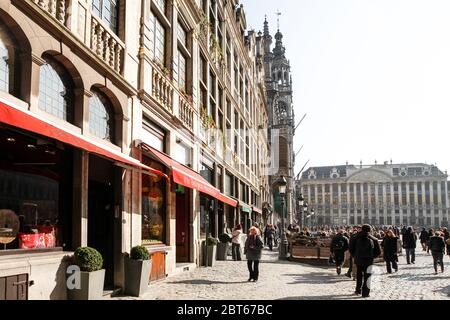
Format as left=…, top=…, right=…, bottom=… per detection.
left=298, top=194, right=305, bottom=228
left=274, top=176, right=289, bottom=260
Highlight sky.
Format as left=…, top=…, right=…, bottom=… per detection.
left=242, top=0, right=450, bottom=176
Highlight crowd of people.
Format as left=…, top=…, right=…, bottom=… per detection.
left=230, top=221, right=450, bottom=297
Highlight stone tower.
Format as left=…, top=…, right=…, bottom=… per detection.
left=263, top=17, right=296, bottom=225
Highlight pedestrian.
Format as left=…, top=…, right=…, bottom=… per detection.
left=349, top=224, right=381, bottom=298
left=428, top=231, right=446, bottom=275
left=427, top=229, right=434, bottom=254
left=442, top=228, right=450, bottom=256
left=402, top=226, right=417, bottom=264
left=266, top=225, right=276, bottom=251
left=382, top=230, right=399, bottom=274
left=244, top=226, right=264, bottom=282
left=231, top=225, right=242, bottom=261
left=273, top=225, right=279, bottom=246
left=419, top=228, right=429, bottom=252
left=345, top=226, right=361, bottom=279
left=330, top=229, right=349, bottom=275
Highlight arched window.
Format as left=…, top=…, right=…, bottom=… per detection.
left=89, top=90, right=115, bottom=143
left=38, top=57, right=73, bottom=122
left=0, top=23, right=17, bottom=94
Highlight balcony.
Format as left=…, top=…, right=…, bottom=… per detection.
left=179, top=94, right=194, bottom=130
left=151, top=63, right=174, bottom=114
left=26, top=0, right=125, bottom=75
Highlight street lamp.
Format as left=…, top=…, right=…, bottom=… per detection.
left=274, top=176, right=288, bottom=260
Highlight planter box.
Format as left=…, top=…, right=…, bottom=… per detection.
left=291, top=246, right=319, bottom=258
left=201, top=243, right=217, bottom=267
left=124, top=258, right=152, bottom=297
left=67, top=269, right=105, bottom=300
left=217, top=243, right=230, bottom=261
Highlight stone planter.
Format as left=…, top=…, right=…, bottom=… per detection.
left=124, top=257, right=152, bottom=297
left=67, top=269, right=105, bottom=300
left=202, top=243, right=217, bottom=267
left=217, top=243, right=230, bottom=261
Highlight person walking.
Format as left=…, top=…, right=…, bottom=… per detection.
left=266, top=225, right=276, bottom=251
left=330, top=229, right=349, bottom=275
left=382, top=230, right=399, bottom=274
left=349, top=224, right=381, bottom=298
left=419, top=228, right=429, bottom=252
left=402, top=227, right=417, bottom=264
left=427, top=229, right=434, bottom=254
left=244, top=226, right=264, bottom=282
left=442, top=228, right=450, bottom=256
left=429, top=231, right=446, bottom=274
left=231, top=225, right=242, bottom=261
left=345, top=226, right=361, bottom=279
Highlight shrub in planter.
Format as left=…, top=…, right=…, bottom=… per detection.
left=217, top=234, right=231, bottom=261
left=202, top=236, right=219, bottom=267
left=67, top=247, right=105, bottom=300
left=124, top=246, right=152, bottom=297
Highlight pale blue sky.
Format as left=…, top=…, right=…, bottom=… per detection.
left=243, top=0, right=450, bottom=175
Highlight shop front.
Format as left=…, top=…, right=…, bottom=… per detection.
left=138, top=143, right=237, bottom=269
left=240, top=204, right=252, bottom=232
left=0, top=100, right=163, bottom=299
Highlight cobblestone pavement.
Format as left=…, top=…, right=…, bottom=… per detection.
left=114, top=248, right=450, bottom=300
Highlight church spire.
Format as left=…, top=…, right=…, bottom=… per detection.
left=263, top=15, right=270, bottom=37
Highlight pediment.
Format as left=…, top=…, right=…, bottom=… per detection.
left=347, top=169, right=392, bottom=183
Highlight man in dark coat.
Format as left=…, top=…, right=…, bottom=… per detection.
left=419, top=228, right=430, bottom=252
left=402, top=227, right=417, bottom=264
left=349, top=224, right=381, bottom=298
left=330, top=229, right=349, bottom=275
left=429, top=232, right=446, bottom=274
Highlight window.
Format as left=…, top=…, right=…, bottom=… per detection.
left=143, top=117, right=166, bottom=152
left=149, top=11, right=166, bottom=65
left=38, top=57, right=73, bottom=122
left=142, top=157, right=166, bottom=245
left=0, top=128, right=73, bottom=251
left=0, top=30, right=12, bottom=93
left=89, top=90, right=114, bottom=143
left=177, top=51, right=187, bottom=91
left=92, top=0, right=119, bottom=34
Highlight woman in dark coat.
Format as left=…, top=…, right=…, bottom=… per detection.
left=382, top=230, right=399, bottom=273
left=244, top=227, right=264, bottom=282
left=419, top=228, right=429, bottom=252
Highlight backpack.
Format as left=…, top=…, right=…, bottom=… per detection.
left=333, top=237, right=345, bottom=250
left=355, top=236, right=374, bottom=259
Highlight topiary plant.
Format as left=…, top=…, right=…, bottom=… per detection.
left=74, top=247, right=103, bottom=272
left=130, top=246, right=150, bottom=261
left=218, top=233, right=232, bottom=244
left=206, top=236, right=219, bottom=246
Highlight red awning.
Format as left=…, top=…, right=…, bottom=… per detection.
left=0, top=99, right=167, bottom=179
left=252, top=207, right=263, bottom=215
left=141, top=144, right=238, bottom=207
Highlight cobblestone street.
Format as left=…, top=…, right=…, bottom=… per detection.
left=114, top=248, right=450, bottom=301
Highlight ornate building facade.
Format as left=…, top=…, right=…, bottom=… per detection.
left=263, top=18, right=295, bottom=225
left=0, top=0, right=270, bottom=299
left=299, top=163, right=450, bottom=228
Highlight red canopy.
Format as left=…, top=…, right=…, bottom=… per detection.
left=0, top=99, right=167, bottom=179
left=141, top=144, right=238, bottom=207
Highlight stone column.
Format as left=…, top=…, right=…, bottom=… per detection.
left=445, top=181, right=449, bottom=224
left=422, top=182, right=427, bottom=224
left=338, top=183, right=342, bottom=224
left=72, top=150, right=89, bottom=248
left=414, top=182, right=419, bottom=223
left=29, top=54, right=47, bottom=112
left=383, top=183, right=388, bottom=225
left=354, top=183, right=358, bottom=224
left=347, top=183, right=351, bottom=226
left=406, top=182, right=411, bottom=226
left=429, top=181, right=435, bottom=226
left=398, top=182, right=403, bottom=225
left=375, top=183, right=380, bottom=225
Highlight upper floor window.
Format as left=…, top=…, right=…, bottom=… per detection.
left=89, top=90, right=115, bottom=143
left=0, top=25, right=18, bottom=95
left=92, top=0, right=119, bottom=34
left=38, top=57, right=73, bottom=122
left=149, top=11, right=166, bottom=65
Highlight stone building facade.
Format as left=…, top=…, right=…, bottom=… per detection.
left=298, top=163, right=450, bottom=228
left=0, top=0, right=270, bottom=300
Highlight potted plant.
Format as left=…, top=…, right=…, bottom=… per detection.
left=202, top=236, right=219, bottom=267
left=124, top=245, right=152, bottom=297
left=67, top=247, right=105, bottom=300
left=217, top=234, right=232, bottom=261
